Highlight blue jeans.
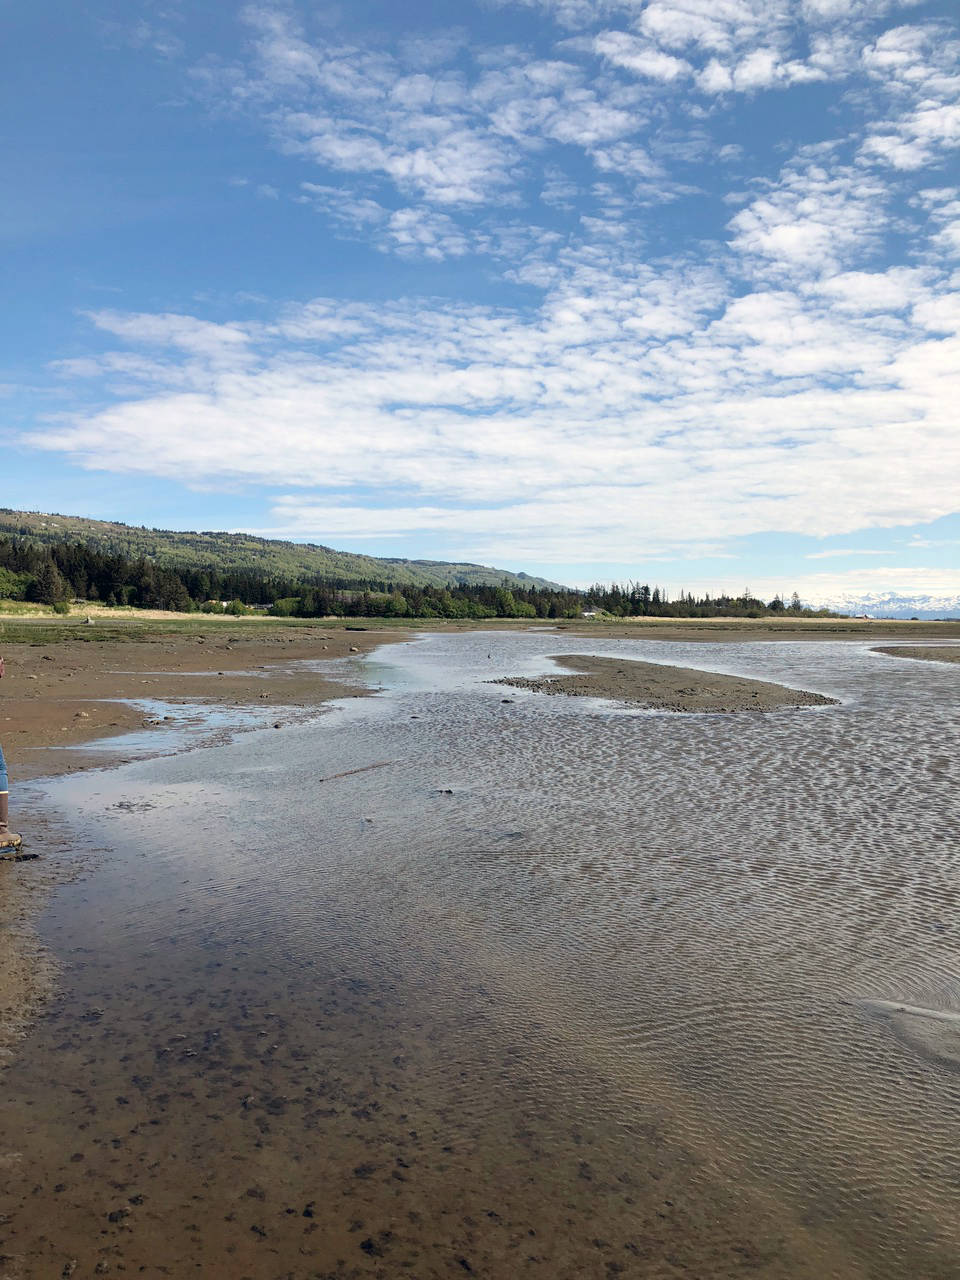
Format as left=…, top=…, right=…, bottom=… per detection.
left=0, top=741, right=8, bottom=794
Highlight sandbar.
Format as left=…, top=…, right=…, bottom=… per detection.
left=496, top=653, right=837, bottom=712
left=874, top=646, right=960, bottom=665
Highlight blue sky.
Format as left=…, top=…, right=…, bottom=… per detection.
left=3, top=0, right=959, bottom=604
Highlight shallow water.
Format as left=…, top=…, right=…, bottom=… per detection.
left=2, top=632, right=959, bottom=1278
left=66, top=697, right=289, bottom=756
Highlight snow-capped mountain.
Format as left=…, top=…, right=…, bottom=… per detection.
left=812, top=591, right=960, bottom=619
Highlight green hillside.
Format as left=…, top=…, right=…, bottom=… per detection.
left=0, top=509, right=561, bottom=591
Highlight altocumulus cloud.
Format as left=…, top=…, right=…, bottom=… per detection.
left=30, top=0, right=960, bottom=568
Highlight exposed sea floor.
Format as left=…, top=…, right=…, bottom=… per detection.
left=2, top=632, right=959, bottom=1278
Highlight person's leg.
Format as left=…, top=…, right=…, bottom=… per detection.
left=0, top=791, right=17, bottom=839
left=0, top=743, right=21, bottom=848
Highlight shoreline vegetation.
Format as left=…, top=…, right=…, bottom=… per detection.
left=0, top=507, right=563, bottom=592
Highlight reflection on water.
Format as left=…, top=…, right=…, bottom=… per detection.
left=61, top=697, right=289, bottom=757
left=3, top=632, right=960, bottom=1278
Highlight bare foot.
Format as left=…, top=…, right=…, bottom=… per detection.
left=0, top=830, right=23, bottom=850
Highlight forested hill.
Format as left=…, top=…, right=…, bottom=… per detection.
left=0, top=509, right=561, bottom=591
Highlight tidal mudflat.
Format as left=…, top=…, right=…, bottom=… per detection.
left=1, top=631, right=959, bottom=1278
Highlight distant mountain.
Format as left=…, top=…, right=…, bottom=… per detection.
left=0, top=509, right=563, bottom=591
left=813, top=590, right=960, bottom=620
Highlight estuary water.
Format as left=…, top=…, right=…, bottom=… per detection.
left=2, top=631, right=959, bottom=1278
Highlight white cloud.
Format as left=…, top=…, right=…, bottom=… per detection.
left=731, top=47, right=781, bottom=90
left=284, top=111, right=516, bottom=205
left=728, top=158, right=888, bottom=278
left=385, top=207, right=473, bottom=260
left=540, top=166, right=580, bottom=208
left=84, top=311, right=254, bottom=362
left=183, top=0, right=958, bottom=285
left=594, top=31, right=691, bottom=82
left=298, top=185, right=476, bottom=259
left=636, top=0, right=791, bottom=57
left=516, top=0, right=890, bottom=97
left=932, top=220, right=960, bottom=256
left=809, top=268, right=930, bottom=314
left=32, top=216, right=960, bottom=563
left=805, top=548, right=888, bottom=559
left=665, top=564, right=960, bottom=610
left=98, top=14, right=185, bottom=59
left=697, top=59, right=733, bottom=93
left=860, top=25, right=960, bottom=170
left=299, top=183, right=389, bottom=228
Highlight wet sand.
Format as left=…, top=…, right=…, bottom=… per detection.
left=0, top=870, right=853, bottom=1280
left=496, top=653, right=838, bottom=712
left=0, top=827, right=64, bottom=1064
left=874, top=645, right=960, bottom=665
left=0, top=623, right=399, bottom=784
left=0, top=624, right=397, bottom=1065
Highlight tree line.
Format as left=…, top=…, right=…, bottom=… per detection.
left=0, top=535, right=827, bottom=620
